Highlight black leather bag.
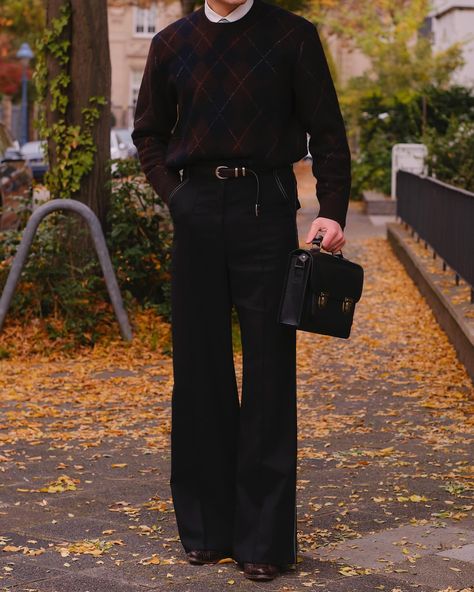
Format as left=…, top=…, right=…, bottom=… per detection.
left=277, top=235, right=364, bottom=338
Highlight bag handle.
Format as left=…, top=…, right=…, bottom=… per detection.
left=311, top=232, right=344, bottom=258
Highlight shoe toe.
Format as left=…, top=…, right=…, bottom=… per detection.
left=242, top=562, right=280, bottom=580
left=186, top=549, right=231, bottom=565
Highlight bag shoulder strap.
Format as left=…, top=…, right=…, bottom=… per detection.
left=278, top=249, right=312, bottom=326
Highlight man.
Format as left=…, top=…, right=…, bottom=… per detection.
left=132, top=0, right=351, bottom=581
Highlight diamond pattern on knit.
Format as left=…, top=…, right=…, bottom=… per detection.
left=157, top=14, right=296, bottom=157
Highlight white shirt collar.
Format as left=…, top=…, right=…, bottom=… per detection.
left=204, top=0, right=254, bottom=22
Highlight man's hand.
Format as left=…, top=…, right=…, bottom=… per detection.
left=305, top=217, right=345, bottom=252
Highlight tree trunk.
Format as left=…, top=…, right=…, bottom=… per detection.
left=45, top=0, right=111, bottom=227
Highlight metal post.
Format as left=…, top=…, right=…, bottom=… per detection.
left=16, top=42, right=34, bottom=147
left=20, top=63, right=28, bottom=146
left=0, top=199, right=133, bottom=340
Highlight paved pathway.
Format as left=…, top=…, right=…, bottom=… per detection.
left=294, top=159, right=392, bottom=242
left=0, top=170, right=473, bottom=591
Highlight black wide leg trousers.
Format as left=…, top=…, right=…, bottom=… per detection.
left=168, top=162, right=300, bottom=565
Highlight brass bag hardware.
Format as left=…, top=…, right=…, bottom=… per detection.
left=317, top=291, right=329, bottom=309
left=342, top=296, right=354, bottom=314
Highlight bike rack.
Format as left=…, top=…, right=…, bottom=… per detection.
left=0, top=199, right=133, bottom=341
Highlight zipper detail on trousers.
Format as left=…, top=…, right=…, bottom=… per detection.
left=168, top=177, right=190, bottom=207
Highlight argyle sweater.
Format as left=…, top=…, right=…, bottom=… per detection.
left=131, top=0, right=351, bottom=228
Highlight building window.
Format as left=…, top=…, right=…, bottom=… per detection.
left=134, top=2, right=157, bottom=37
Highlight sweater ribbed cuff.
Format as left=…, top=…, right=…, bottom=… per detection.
left=317, top=202, right=347, bottom=231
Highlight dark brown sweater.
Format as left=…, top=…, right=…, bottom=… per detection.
left=131, top=0, right=351, bottom=228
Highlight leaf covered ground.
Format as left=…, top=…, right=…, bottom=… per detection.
left=0, top=236, right=473, bottom=592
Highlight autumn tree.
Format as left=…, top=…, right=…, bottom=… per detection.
left=305, top=0, right=464, bottom=115
left=0, top=0, right=45, bottom=100
left=0, top=0, right=45, bottom=49
left=311, top=0, right=466, bottom=197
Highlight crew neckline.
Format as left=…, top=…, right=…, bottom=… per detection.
left=197, top=0, right=262, bottom=29
left=204, top=0, right=254, bottom=22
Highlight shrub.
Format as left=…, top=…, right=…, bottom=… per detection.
left=423, top=117, right=474, bottom=192
left=351, top=85, right=474, bottom=197
left=106, top=158, right=173, bottom=319
left=0, top=158, right=173, bottom=347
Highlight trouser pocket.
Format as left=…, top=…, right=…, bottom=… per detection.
left=168, top=176, right=198, bottom=223
left=273, top=167, right=301, bottom=212
left=168, top=177, right=190, bottom=208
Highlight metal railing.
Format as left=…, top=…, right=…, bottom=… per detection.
left=396, top=170, right=474, bottom=303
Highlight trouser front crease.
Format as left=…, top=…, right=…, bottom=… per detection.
left=169, top=169, right=299, bottom=565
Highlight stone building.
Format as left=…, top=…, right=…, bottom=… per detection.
left=428, top=0, right=474, bottom=88
left=108, top=0, right=182, bottom=129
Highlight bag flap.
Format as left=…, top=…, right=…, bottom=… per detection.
left=308, top=251, right=364, bottom=302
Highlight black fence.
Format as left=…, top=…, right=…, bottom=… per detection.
left=396, top=170, right=474, bottom=301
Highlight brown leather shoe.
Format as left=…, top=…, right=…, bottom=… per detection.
left=186, top=549, right=232, bottom=565
left=241, top=562, right=280, bottom=581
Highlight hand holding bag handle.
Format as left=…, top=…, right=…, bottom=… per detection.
left=311, top=232, right=344, bottom=258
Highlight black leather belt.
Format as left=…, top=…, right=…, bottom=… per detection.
left=184, top=163, right=291, bottom=216
left=182, top=163, right=291, bottom=216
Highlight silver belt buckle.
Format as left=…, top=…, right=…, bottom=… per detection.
left=215, top=165, right=247, bottom=179
left=215, top=166, right=227, bottom=179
